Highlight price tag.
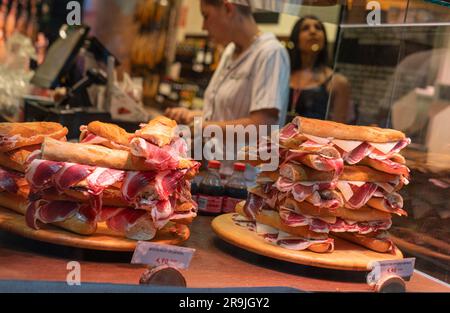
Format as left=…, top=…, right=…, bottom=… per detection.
left=131, top=242, right=195, bottom=270
left=367, top=258, right=415, bottom=286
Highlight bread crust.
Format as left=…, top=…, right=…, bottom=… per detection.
left=53, top=214, right=97, bottom=235
left=294, top=117, right=406, bottom=143
left=86, top=121, right=133, bottom=147
left=0, top=192, right=28, bottom=215
left=366, top=196, right=407, bottom=216
left=42, top=137, right=196, bottom=171
left=0, top=145, right=39, bottom=172
left=340, top=165, right=398, bottom=183
left=0, top=122, right=68, bottom=152
left=135, top=116, right=177, bottom=147
left=42, top=188, right=130, bottom=208
left=332, top=232, right=393, bottom=253
left=358, top=156, right=409, bottom=177
left=279, top=163, right=398, bottom=183
left=42, top=137, right=150, bottom=171
left=283, top=198, right=392, bottom=222
left=236, top=202, right=327, bottom=240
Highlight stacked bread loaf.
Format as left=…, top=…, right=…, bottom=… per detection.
left=235, top=117, right=411, bottom=253
left=0, top=122, right=68, bottom=216
left=21, top=117, right=199, bottom=240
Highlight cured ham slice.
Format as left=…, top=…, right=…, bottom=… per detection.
left=243, top=193, right=265, bottom=221
left=369, top=138, right=411, bottom=160
left=130, top=138, right=180, bottom=171
left=277, top=236, right=334, bottom=252
left=25, top=200, right=81, bottom=229
left=279, top=206, right=392, bottom=235
left=343, top=142, right=374, bottom=165
left=151, top=200, right=174, bottom=229
left=26, top=159, right=63, bottom=189
left=122, top=170, right=186, bottom=208
left=306, top=190, right=344, bottom=210
left=87, top=168, right=125, bottom=196
left=106, top=209, right=147, bottom=232
left=53, top=163, right=93, bottom=191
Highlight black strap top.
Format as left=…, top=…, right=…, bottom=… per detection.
left=286, top=75, right=333, bottom=124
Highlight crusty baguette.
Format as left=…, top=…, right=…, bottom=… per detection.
left=42, top=137, right=152, bottom=171
left=332, top=232, right=394, bottom=253
left=0, top=145, right=39, bottom=172
left=136, top=116, right=177, bottom=147
left=1, top=193, right=96, bottom=235
left=83, top=121, right=133, bottom=147
left=293, top=117, right=406, bottom=143
left=235, top=202, right=327, bottom=240
left=366, top=196, right=407, bottom=216
left=0, top=192, right=28, bottom=215
left=340, top=165, right=398, bottom=183
left=283, top=197, right=392, bottom=222
left=358, top=155, right=410, bottom=177
left=0, top=122, right=68, bottom=152
left=279, top=163, right=398, bottom=183
left=53, top=213, right=97, bottom=235
left=42, top=137, right=197, bottom=171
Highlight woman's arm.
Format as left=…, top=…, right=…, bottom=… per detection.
left=165, top=107, right=203, bottom=125
left=204, top=108, right=279, bottom=129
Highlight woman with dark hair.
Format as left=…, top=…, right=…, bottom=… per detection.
left=287, top=15, right=351, bottom=123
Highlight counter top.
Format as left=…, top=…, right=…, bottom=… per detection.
left=0, top=216, right=448, bottom=292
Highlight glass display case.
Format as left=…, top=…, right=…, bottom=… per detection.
left=0, top=0, right=449, bottom=293
left=336, top=0, right=450, bottom=283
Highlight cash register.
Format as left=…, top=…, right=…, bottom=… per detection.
left=24, top=25, right=141, bottom=139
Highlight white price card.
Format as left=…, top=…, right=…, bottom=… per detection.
left=367, top=258, right=415, bottom=286
left=131, top=242, right=195, bottom=270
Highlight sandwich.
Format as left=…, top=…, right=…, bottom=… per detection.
left=80, top=117, right=196, bottom=172
left=234, top=117, right=410, bottom=254
left=25, top=118, right=200, bottom=241
left=235, top=201, right=334, bottom=253
left=79, top=121, right=133, bottom=151
left=0, top=122, right=68, bottom=215
left=280, top=117, right=410, bottom=177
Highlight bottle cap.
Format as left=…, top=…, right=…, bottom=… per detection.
left=208, top=160, right=221, bottom=169
left=234, top=163, right=246, bottom=172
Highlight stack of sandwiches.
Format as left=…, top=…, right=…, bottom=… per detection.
left=236, top=117, right=410, bottom=253
left=21, top=116, right=199, bottom=241
left=0, top=122, right=68, bottom=215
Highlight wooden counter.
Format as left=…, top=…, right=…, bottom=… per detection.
left=0, top=216, right=448, bottom=292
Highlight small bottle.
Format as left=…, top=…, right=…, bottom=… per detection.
left=190, top=171, right=204, bottom=204
left=197, top=160, right=225, bottom=215
left=222, top=163, right=248, bottom=213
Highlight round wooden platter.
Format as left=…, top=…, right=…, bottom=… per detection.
left=212, top=214, right=403, bottom=272
left=0, top=207, right=190, bottom=252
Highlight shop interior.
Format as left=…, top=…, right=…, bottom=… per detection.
left=0, top=0, right=448, bottom=291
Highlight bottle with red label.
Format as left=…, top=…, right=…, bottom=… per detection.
left=197, top=160, right=225, bottom=215
left=222, top=163, right=248, bottom=213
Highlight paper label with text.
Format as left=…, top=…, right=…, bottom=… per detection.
left=132, top=242, right=195, bottom=269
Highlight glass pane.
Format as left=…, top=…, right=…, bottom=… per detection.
left=334, top=0, right=450, bottom=283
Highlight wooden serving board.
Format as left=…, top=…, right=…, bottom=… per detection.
left=0, top=207, right=190, bottom=252
left=212, top=214, right=403, bottom=272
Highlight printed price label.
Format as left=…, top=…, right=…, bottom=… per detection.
left=131, top=242, right=195, bottom=269
left=367, top=258, right=415, bottom=286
